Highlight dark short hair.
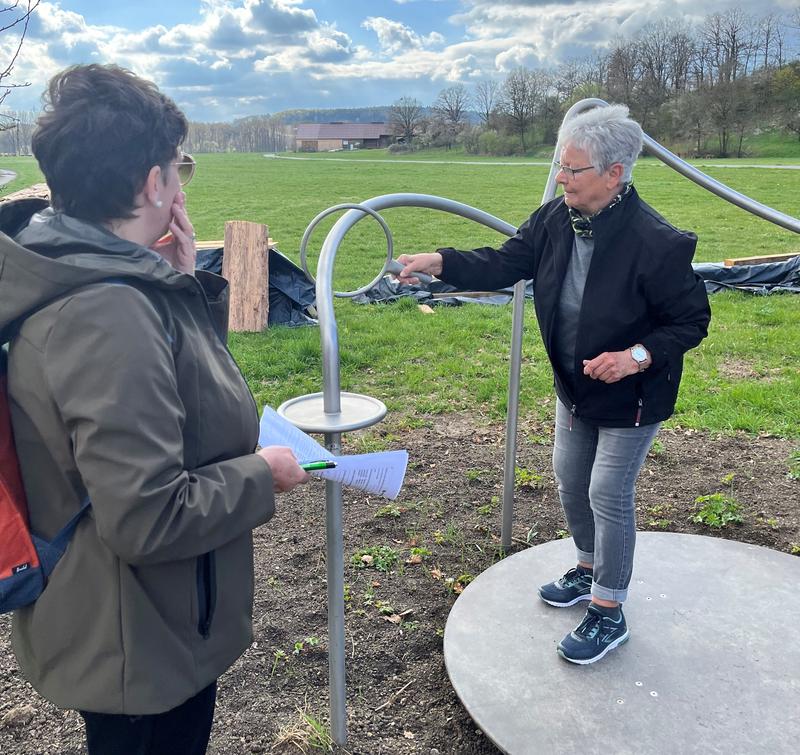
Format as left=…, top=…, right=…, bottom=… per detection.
left=32, top=64, right=188, bottom=222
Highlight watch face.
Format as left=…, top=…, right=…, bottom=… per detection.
left=631, top=346, right=647, bottom=362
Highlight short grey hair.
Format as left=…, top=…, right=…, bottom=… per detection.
left=558, top=104, right=643, bottom=183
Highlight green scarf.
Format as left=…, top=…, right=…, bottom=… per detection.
left=568, top=183, right=633, bottom=238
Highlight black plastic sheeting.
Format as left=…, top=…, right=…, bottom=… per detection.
left=692, top=257, right=800, bottom=295
left=196, top=247, right=317, bottom=327
left=351, top=256, right=800, bottom=306
left=351, top=276, right=534, bottom=306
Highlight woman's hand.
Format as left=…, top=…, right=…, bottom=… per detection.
left=256, top=446, right=309, bottom=493
left=583, top=350, right=644, bottom=383
left=395, top=252, right=443, bottom=284
left=151, top=191, right=196, bottom=274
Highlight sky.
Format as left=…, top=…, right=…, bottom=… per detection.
left=1, top=0, right=797, bottom=122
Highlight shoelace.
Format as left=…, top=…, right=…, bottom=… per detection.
left=574, top=608, right=606, bottom=640
left=558, top=567, right=583, bottom=587
left=559, top=567, right=590, bottom=588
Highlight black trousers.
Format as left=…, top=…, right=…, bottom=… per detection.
left=80, top=681, right=217, bottom=755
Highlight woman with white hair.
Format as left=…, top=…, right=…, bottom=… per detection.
left=397, top=105, right=710, bottom=665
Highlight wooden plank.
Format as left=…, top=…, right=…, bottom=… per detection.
left=196, top=238, right=276, bottom=250
left=222, top=220, right=270, bottom=332
left=723, top=252, right=798, bottom=267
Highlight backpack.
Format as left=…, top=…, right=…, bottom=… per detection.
left=0, top=346, right=90, bottom=613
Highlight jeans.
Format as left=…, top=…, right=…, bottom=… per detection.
left=553, top=399, right=660, bottom=603
left=80, top=681, right=217, bottom=755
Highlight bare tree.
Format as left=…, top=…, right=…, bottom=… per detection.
left=434, top=85, right=470, bottom=127
left=432, top=84, right=470, bottom=149
left=499, top=68, right=540, bottom=151
left=474, top=79, right=499, bottom=128
left=606, top=37, right=641, bottom=107
left=0, top=1, right=40, bottom=131
left=389, top=96, right=424, bottom=143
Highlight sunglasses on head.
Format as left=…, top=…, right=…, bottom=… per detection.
left=172, top=152, right=196, bottom=186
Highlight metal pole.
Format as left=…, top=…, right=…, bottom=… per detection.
left=500, top=280, right=526, bottom=548
left=323, top=433, right=346, bottom=746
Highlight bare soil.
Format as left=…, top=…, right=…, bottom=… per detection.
left=1, top=413, right=798, bottom=755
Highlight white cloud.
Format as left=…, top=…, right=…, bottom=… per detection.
left=361, top=16, right=445, bottom=56
left=245, top=0, right=317, bottom=35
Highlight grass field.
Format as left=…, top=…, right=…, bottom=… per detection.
left=2, top=151, right=799, bottom=437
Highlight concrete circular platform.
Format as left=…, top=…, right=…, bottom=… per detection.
left=444, top=532, right=800, bottom=754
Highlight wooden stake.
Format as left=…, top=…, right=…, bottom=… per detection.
left=222, top=220, right=270, bottom=332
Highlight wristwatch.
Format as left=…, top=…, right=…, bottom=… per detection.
left=630, top=344, right=649, bottom=371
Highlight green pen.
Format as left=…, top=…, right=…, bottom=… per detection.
left=301, top=460, right=337, bottom=471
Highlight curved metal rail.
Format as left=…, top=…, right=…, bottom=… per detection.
left=312, top=194, right=518, bottom=410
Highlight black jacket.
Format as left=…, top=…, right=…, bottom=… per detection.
left=438, top=188, right=711, bottom=427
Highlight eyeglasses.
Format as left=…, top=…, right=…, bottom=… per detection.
left=553, top=161, right=595, bottom=179
left=172, top=152, right=196, bottom=186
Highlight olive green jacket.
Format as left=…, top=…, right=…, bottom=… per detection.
left=0, top=206, right=275, bottom=714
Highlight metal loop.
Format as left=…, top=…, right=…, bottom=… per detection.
left=299, top=203, right=394, bottom=298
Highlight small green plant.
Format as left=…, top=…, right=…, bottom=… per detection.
left=790, top=543, right=800, bottom=555
left=477, top=495, right=500, bottom=516
left=648, top=439, right=665, bottom=456
left=343, top=584, right=351, bottom=603
left=351, top=545, right=399, bottom=572
left=787, top=450, right=800, bottom=481
left=527, top=432, right=551, bottom=445
left=647, top=518, right=672, bottom=529
left=515, top=466, right=544, bottom=488
left=362, top=584, right=375, bottom=607
left=409, top=546, right=431, bottom=560
left=374, top=600, right=396, bottom=615
left=556, top=528, right=570, bottom=539
left=445, top=573, right=474, bottom=594
left=292, top=636, right=320, bottom=655
left=524, top=525, right=538, bottom=545
left=271, top=649, right=288, bottom=677
left=432, top=521, right=462, bottom=547
left=691, top=493, right=743, bottom=528
left=375, top=504, right=402, bottom=518
left=465, top=468, right=486, bottom=483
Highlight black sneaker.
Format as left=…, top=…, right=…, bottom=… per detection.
left=557, top=604, right=629, bottom=665
left=538, top=566, right=593, bottom=607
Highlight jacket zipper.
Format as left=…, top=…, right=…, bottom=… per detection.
left=635, top=398, right=643, bottom=428
left=569, top=404, right=576, bottom=431
left=196, top=551, right=217, bottom=638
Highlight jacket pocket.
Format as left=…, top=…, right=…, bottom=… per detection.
left=196, top=551, right=217, bottom=639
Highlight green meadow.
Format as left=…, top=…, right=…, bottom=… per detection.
left=2, top=152, right=799, bottom=436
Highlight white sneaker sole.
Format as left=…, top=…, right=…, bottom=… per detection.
left=538, top=592, right=592, bottom=608
left=557, top=631, right=630, bottom=665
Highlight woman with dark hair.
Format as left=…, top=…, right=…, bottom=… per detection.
left=0, top=64, right=307, bottom=754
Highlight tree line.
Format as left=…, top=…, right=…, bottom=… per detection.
left=1, top=5, right=799, bottom=157
left=391, top=7, right=800, bottom=157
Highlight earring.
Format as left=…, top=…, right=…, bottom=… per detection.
left=154, top=199, right=163, bottom=208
